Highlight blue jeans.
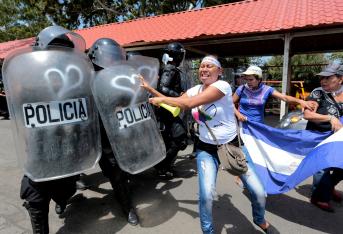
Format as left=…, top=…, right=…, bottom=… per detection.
left=197, top=149, right=219, bottom=234
left=239, top=146, right=267, bottom=225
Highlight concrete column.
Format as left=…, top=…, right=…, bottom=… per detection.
left=280, top=33, right=292, bottom=119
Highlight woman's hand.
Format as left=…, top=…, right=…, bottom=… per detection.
left=236, top=112, right=247, bottom=122
left=300, top=100, right=317, bottom=112
left=149, top=97, right=164, bottom=106
left=330, top=116, right=343, bottom=132
left=139, top=74, right=151, bottom=91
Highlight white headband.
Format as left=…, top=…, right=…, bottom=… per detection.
left=201, top=56, right=221, bottom=68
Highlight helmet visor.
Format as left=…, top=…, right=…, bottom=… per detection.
left=92, top=44, right=126, bottom=68
left=36, top=26, right=86, bottom=52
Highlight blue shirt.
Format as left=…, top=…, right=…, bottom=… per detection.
left=235, top=84, right=275, bottom=123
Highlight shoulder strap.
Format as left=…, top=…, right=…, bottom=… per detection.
left=326, top=92, right=343, bottom=116
left=239, top=85, right=245, bottom=99
left=197, top=85, right=242, bottom=147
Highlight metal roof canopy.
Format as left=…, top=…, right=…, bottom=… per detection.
left=1, top=26, right=342, bottom=117
left=126, top=26, right=343, bottom=118
left=126, top=27, right=343, bottom=57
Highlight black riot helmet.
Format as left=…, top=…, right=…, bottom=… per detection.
left=48, top=34, right=74, bottom=48
left=34, top=25, right=86, bottom=51
left=87, top=38, right=126, bottom=69
left=162, top=42, right=185, bottom=67
left=126, top=51, right=142, bottom=60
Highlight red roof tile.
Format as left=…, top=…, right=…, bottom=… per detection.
left=1, top=0, right=343, bottom=59
left=0, top=38, right=35, bottom=60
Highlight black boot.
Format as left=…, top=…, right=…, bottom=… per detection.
left=127, top=208, right=139, bottom=226
left=23, top=202, right=49, bottom=234
left=76, top=173, right=89, bottom=191
left=55, top=203, right=66, bottom=215
left=109, top=178, right=138, bottom=225
left=156, top=168, right=175, bottom=179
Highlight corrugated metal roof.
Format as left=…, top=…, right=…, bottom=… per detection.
left=1, top=0, right=343, bottom=59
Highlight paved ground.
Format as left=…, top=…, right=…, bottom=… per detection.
left=0, top=118, right=343, bottom=234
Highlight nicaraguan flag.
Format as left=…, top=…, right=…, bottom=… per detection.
left=241, top=120, right=343, bottom=194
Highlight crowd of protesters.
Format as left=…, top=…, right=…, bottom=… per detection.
left=2, top=29, right=342, bottom=234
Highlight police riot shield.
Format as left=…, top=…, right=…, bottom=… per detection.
left=92, top=62, right=166, bottom=174
left=2, top=47, right=101, bottom=182
left=127, top=55, right=159, bottom=88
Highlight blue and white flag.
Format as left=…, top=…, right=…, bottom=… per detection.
left=241, top=121, right=343, bottom=194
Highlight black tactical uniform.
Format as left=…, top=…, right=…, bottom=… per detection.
left=20, top=175, right=78, bottom=233
left=0, top=76, right=9, bottom=119
left=88, top=38, right=138, bottom=225
left=98, top=120, right=134, bottom=219
left=154, top=42, right=188, bottom=177
left=19, top=27, right=83, bottom=234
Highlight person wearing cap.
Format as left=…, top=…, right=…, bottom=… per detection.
left=232, top=65, right=316, bottom=233
left=140, top=55, right=238, bottom=234
left=234, top=65, right=315, bottom=123
left=304, top=63, right=343, bottom=212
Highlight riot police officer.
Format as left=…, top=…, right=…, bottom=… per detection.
left=155, top=42, right=188, bottom=177
left=2, top=26, right=101, bottom=234
left=0, top=74, right=9, bottom=119
left=126, top=50, right=142, bottom=60
left=87, top=38, right=139, bottom=226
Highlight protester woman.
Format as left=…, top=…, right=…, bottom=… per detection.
left=141, top=55, right=237, bottom=234
left=303, top=64, right=343, bottom=212
left=233, top=65, right=316, bottom=233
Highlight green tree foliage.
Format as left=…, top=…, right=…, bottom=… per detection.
left=59, top=0, right=242, bottom=27
left=55, top=0, right=199, bottom=28
left=266, top=54, right=328, bottom=81
left=67, top=0, right=243, bottom=25
left=200, top=0, right=242, bottom=6
left=328, top=52, right=343, bottom=63
left=0, top=0, right=244, bottom=42
left=266, top=54, right=330, bottom=93
left=0, top=0, right=53, bottom=42
left=292, top=54, right=327, bottom=80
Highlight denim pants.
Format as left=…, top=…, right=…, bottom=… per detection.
left=197, top=149, right=219, bottom=234
left=239, top=146, right=267, bottom=225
